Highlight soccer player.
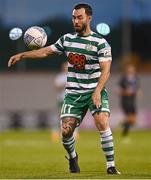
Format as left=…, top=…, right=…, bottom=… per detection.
left=118, top=63, right=140, bottom=137
left=8, top=3, right=120, bottom=174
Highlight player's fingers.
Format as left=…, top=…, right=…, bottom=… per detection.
left=8, top=59, right=12, bottom=67
left=8, top=58, right=15, bottom=67
left=11, top=60, right=16, bottom=66
left=95, top=98, right=101, bottom=109
left=93, top=98, right=100, bottom=109
left=96, top=101, right=101, bottom=109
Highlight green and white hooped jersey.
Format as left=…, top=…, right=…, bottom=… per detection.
left=50, top=31, right=112, bottom=94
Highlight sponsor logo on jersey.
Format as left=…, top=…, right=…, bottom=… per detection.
left=68, top=53, right=86, bottom=70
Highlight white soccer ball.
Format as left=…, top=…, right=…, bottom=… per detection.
left=24, top=26, right=47, bottom=49
left=9, top=27, right=23, bottom=40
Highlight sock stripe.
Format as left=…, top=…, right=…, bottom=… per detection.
left=102, top=146, right=114, bottom=152
left=101, top=139, right=113, bottom=144
left=101, top=136, right=113, bottom=142
left=62, top=136, right=74, bottom=142
left=105, top=150, right=114, bottom=156
left=101, top=142, right=113, bottom=148
left=106, top=154, right=114, bottom=159
left=101, top=133, right=112, bottom=138
left=106, top=156, right=114, bottom=161
left=62, top=138, right=75, bottom=145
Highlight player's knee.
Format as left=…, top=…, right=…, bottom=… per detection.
left=94, top=112, right=109, bottom=130
left=61, top=122, right=74, bottom=138
left=61, top=118, right=77, bottom=138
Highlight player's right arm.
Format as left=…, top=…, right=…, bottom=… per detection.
left=8, top=46, right=55, bottom=67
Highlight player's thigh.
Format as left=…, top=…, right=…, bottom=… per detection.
left=88, top=88, right=110, bottom=131
left=60, top=93, right=88, bottom=126
left=89, top=88, right=110, bottom=115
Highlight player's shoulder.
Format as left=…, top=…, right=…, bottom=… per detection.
left=91, top=31, right=110, bottom=46
left=91, top=31, right=104, bottom=39
left=58, top=33, right=76, bottom=43
left=62, top=32, right=77, bottom=39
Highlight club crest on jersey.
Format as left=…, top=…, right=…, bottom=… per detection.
left=85, top=43, right=93, bottom=51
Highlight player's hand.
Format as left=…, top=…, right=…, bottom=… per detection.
left=8, top=53, right=22, bottom=67
left=92, top=88, right=101, bottom=109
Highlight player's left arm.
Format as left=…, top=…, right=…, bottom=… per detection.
left=8, top=46, right=55, bottom=67
left=8, top=34, right=65, bottom=67
left=92, top=60, right=111, bottom=108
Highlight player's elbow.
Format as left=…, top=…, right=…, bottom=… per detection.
left=40, top=46, right=53, bottom=58
left=102, top=71, right=110, bottom=79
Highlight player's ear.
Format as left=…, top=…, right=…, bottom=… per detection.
left=89, top=16, right=92, bottom=22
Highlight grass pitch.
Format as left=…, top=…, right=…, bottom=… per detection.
left=0, top=129, right=151, bottom=179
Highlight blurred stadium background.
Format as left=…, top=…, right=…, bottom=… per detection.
left=0, top=0, right=151, bottom=178
left=0, top=0, right=150, bottom=130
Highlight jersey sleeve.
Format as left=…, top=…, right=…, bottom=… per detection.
left=97, top=39, right=112, bottom=62
left=50, top=35, right=65, bottom=55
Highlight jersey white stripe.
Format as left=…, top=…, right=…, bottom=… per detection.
left=85, top=36, right=106, bottom=44
left=64, top=41, right=97, bottom=52
left=64, top=32, right=106, bottom=45
left=65, top=89, right=93, bottom=94
left=66, top=81, right=98, bottom=89
left=68, top=63, right=100, bottom=70
left=68, top=71, right=101, bottom=79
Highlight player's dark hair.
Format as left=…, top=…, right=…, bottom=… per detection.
left=73, top=3, right=92, bottom=16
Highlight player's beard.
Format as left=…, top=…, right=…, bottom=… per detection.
left=74, top=23, right=87, bottom=34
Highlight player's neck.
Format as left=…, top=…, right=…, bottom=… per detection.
left=78, top=27, right=92, bottom=37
